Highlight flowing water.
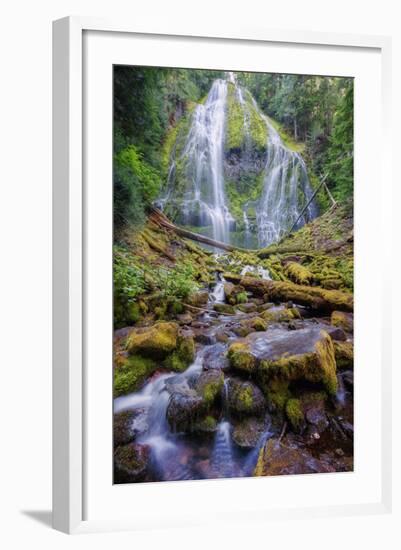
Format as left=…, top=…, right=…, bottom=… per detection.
left=254, top=106, right=318, bottom=245
left=176, top=79, right=235, bottom=243
left=161, top=73, right=318, bottom=247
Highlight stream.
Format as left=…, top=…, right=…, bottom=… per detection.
left=113, top=270, right=354, bottom=483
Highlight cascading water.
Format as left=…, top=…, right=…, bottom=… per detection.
left=177, top=79, right=234, bottom=243
left=161, top=72, right=318, bottom=247
left=255, top=108, right=318, bottom=246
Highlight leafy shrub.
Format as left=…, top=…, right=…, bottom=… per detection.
left=157, top=262, right=199, bottom=301
left=114, top=146, right=162, bottom=229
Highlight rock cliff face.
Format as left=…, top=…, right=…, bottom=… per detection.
left=160, top=74, right=318, bottom=247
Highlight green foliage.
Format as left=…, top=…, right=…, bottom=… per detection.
left=114, top=247, right=147, bottom=327
left=114, top=146, right=162, bottom=228
left=157, top=262, right=199, bottom=301
left=324, top=84, right=354, bottom=201
left=114, top=355, right=157, bottom=397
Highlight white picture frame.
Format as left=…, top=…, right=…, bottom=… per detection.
left=52, top=16, right=392, bottom=534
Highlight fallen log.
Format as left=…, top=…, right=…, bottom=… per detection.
left=237, top=276, right=353, bottom=313
left=256, top=235, right=353, bottom=259
left=149, top=207, right=241, bottom=252
left=149, top=206, right=353, bottom=258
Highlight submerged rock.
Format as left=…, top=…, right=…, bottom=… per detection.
left=232, top=416, right=269, bottom=449
left=203, top=343, right=230, bottom=371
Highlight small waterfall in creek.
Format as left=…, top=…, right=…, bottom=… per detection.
left=211, top=421, right=236, bottom=478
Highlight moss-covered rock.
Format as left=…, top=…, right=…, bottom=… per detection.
left=126, top=322, right=178, bottom=359
left=195, top=370, right=224, bottom=405
left=260, top=306, right=301, bottom=324
left=331, top=311, right=353, bottom=333
left=227, top=341, right=257, bottom=373
left=114, top=354, right=158, bottom=397
left=285, top=398, right=305, bottom=432
left=333, top=341, right=354, bottom=369
left=258, top=330, right=338, bottom=396
left=250, top=317, right=268, bottom=332
left=226, top=378, right=266, bottom=416
left=213, top=303, right=236, bottom=315
left=164, top=330, right=196, bottom=372
left=166, top=390, right=206, bottom=433
left=113, top=410, right=137, bottom=447
left=114, top=443, right=150, bottom=483
left=187, top=290, right=209, bottom=308
left=192, top=415, right=218, bottom=433
left=237, top=302, right=258, bottom=313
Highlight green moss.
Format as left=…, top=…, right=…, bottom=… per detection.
left=333, top=341, right=354, bottom=369
left=196, top=371, right=224, bottom=405
left=238, top=386, right=254, bottom=410
left=193, top=415, right=218, bottom=433
left=285, top=262, right=314, bottom=285
left=250, top=317, right=267, bottom=331
left=235, top=291, right=248, bottom=304
left=258, top=330, right=337, bottom=396
left=213, top=303, right=236, bottom=315
left=165, top=332, right=195, bottom=372
left=126, top=322, right=178, bottom=358
left=261, top=307, right=301, bottom=324
left=331, top=310, right=353, bottom=332
left=225, top=83, right=246, bottom=150
left=264, top=378, right=291, bottom=411
left=227, top=342, right=257, bottom=373
left=285, top=398, right=305, bottom=431
left=265, top=116, right=304, bottom=153
left=114, top=355, right=157, bottom=397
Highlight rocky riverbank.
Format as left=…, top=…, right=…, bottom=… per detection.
left=113, top=205, right=354, bottom=483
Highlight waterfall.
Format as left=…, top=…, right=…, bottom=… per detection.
left=162, top=73, right=318, bottom=248
left=178, top=79, right=234, bottom=243
left=255, top=112, right=318, bottom=246
left=243, top=211, right=252, bottom=248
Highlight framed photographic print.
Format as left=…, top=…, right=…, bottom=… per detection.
left=53, top=17, right=392, bottom=533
